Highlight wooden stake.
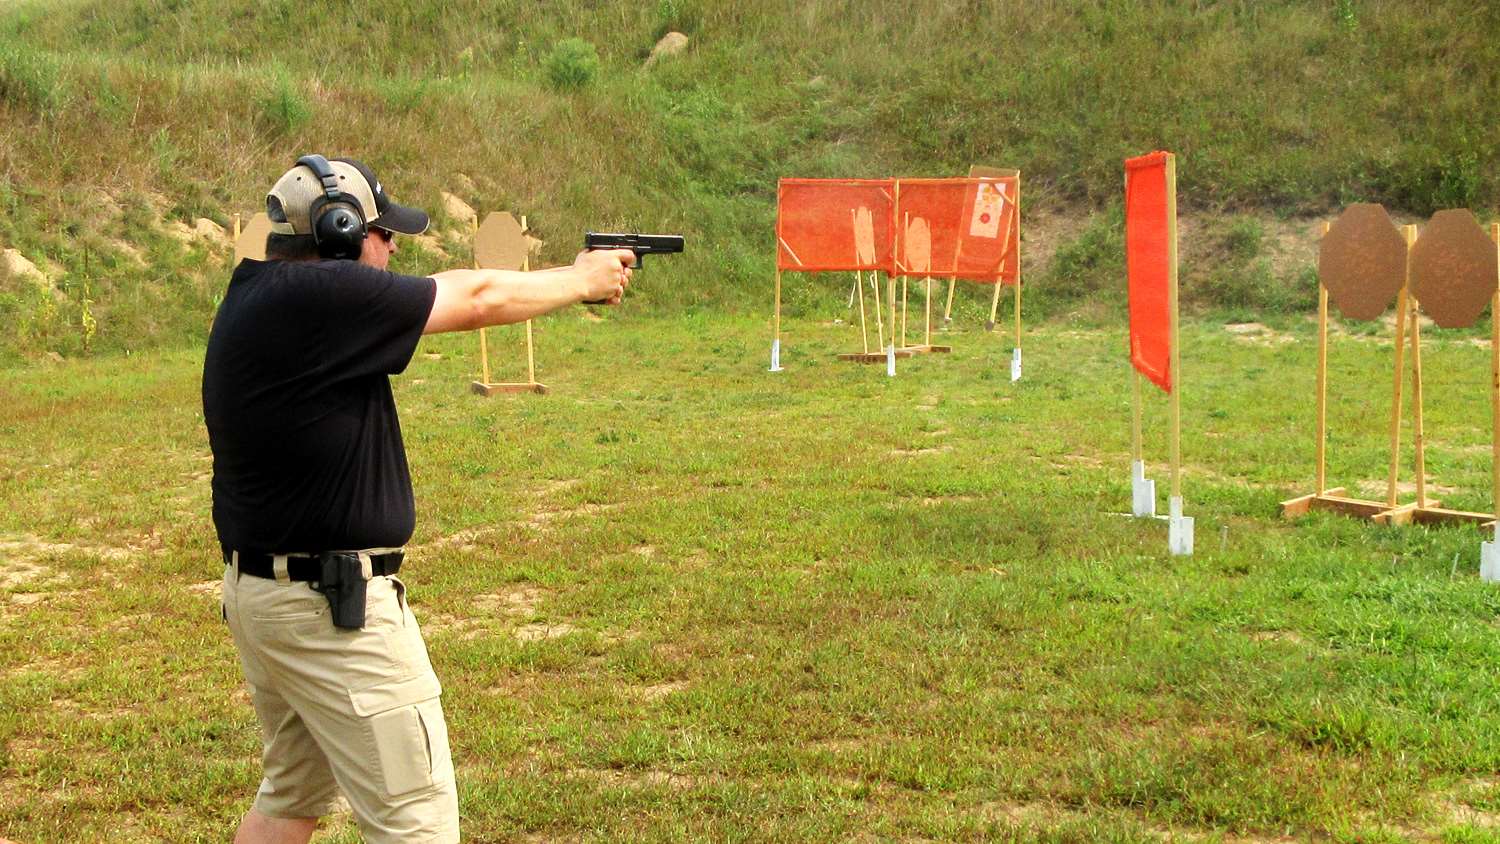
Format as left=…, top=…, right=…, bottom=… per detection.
left=988, top=273, right=1004, bottom=328
left=901, top=276, right=909, bottom=348
left=1166, top=154, right=1182, bottom=501
left=1129, top=162, right=1142, bottom=470
left=1014, top=181, right=1024, bottom=350
left=1014, top=273, right=1023, bottom=351
left=1411, top=290, right=1428, bottom=509
left=900, top=211, right=909, bottom=348
left=891, top=181, right=899, bottom=347
left=773, top=266, right=782, bottom=349
left=1386, top=226, right=1414, bottom=507
left=1316, top=281, right=1329, bottom=496
left=925, top=276, right=933, bottom=347
left=1312, top=222, right=1331, bottom=496
left=1132, top=370, right=1144, bottom=465
left=888, top=271, right=897, bottom=351
left=1492, top=223, right=1500, bottom=521
left=522, top=216, right=537, bottom=385
left=473, top=218, right=493, bottom=387
left=872, top=270, right=885, bottom=349
left=942, top=239, right=965, bottom=326
left=856, top=270, right=870, bottom=354
left=232, top=212, right=241, bottom=242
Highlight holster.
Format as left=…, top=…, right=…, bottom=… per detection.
left=314, top=551, right=368, bottom=630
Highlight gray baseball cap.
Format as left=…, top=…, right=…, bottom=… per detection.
left=266, top=156, right=430, bottom=236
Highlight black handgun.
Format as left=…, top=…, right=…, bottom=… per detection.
left=582, top=231, right=684, bottom=304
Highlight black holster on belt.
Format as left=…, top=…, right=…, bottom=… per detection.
left=314, top=552, right=367, bottom=630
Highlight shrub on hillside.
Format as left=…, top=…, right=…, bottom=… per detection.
left=655, top=0, right=702, bottom=38
left=545, top=38, right=599, bottom=90
left=257, top=69, right=311, bottom=135
left=0, top=42, right=64, bottom=114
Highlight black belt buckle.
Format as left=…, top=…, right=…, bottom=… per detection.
left=315, top=551, right=367, bottom=630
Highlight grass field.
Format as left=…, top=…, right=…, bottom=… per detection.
left=4, top=304, right=1500, bottom=842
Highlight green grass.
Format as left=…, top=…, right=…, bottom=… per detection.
left=3, top=305, right=1500, bottom=841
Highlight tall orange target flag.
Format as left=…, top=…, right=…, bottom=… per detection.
left=1125, top=151, right=1174, bottom=393
left=1123, top=150, right=1191, bottom=555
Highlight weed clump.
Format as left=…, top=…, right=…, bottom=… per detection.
left=0, top=42, right=64, bottom=114
left=257, top=68, right=311, bottom=135
left=544, top=38, right=599, bottom=91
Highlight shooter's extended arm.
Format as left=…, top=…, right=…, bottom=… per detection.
left=582, top=231, right=685, bottom=303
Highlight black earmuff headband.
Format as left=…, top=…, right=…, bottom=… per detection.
left=296, top=154, right=367, bottom=260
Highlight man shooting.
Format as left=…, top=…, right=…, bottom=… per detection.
left=203, top=155, right=634, bottom=843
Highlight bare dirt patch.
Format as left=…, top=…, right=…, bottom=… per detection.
left=473, top=585, right=545, bottom=616
left=0, top=535, right=130, bottom=568
left=514, top=621, right=580, bottom=642
left=636, top=680, right=690, bottom=701
left=415, top=525, right=511, bottom=554
left=1355, top=479, right=1457, bottom=499
left=1250, top=630, right=1308, bottom=646
left=1436, top=775, right=1500, bottom=830
left=537, top=478, right=582, bottom=497
left=1052, top=453, right=1107, bottom=469
left=0, top=559, right=56, bottom=589
left=917, top=495, right=979, bottom=507
left=1224, top=322, right=1296, bottom=345
left=564, top=767, right=698, bottom=790
left=425, top=584, right=554, bottom=640
left=527, top=502, right=624, bottom=528
left=889, top=446, right=951, bottom=457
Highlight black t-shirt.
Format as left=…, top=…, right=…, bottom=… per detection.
left=202, top=258, right=437, bottom=554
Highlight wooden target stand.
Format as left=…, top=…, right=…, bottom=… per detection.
left=471, top=212, right=546, bottom=396
left=1375, top=213, right=1500, bottom=531
left=950, top=165, right=1023, bottom=380
left=896, top=213, right=952, bottom=357
left=840, top=211, right=951, bottom=363
left=836, top=202, right=919, bottom=365
left=1281, top=207, right=1424, bottom=522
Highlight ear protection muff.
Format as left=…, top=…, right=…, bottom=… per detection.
left=297, top=154, right=367, bottom=260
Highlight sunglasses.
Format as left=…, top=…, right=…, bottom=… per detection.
left=370, top=226, right=395, bottom=243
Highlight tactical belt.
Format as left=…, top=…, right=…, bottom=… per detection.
left=225, top=550, right=404, bottom=582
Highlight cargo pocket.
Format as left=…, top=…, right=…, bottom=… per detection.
left=349, top=673, right=452, bottom=797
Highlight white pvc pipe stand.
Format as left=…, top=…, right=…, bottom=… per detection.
left=769, top=339, right=783, bottom=372
left=886, top=344, right=896, bottom=377
left=1010, top=347, right=1022, bottom=382
left=1169, top=495, right=1194, bottom=556
left=1131, top=460, right=1156, bottom=518
left=1481, top=523, right=1500, bottom=583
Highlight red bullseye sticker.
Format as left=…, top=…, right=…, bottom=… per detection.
left=980, top=213, right=991, bottom=224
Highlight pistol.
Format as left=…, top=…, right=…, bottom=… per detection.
left=583, top=232, right=685, bottom=304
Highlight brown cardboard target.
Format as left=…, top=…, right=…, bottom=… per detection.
left=475, top=212, right=528, bottom=271
left=233, top=212, right=272, bottom=264
left=905, top=217, right=932, bottom=274
left=1318, top=203, right=1407, bottom=322
left=1409, top=209, right=1498, bottom=329
left=853, top=207, right=876, bottom=266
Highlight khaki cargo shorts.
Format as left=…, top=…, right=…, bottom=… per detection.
left=223, top=560, right=458, bottom=843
